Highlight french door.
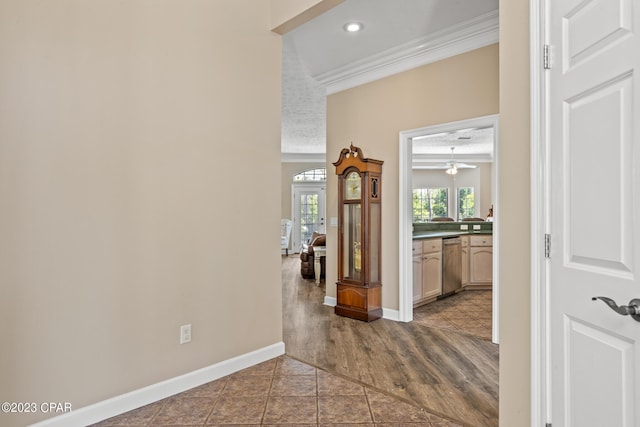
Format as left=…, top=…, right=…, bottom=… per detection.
left=292, top=183, right=326, bottom=252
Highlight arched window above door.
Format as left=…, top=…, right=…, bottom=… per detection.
left=293, top=168, right=326, bottom=182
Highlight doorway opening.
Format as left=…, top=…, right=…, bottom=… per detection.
left=291, top=182, right=326, bottom=252
left=398, top=114, right=500, bottom=343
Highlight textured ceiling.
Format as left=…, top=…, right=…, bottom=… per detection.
left=281, top=36, right=326, bottom=156
left=281, top=0, right=499, bottom=160
left=413, top=127, right=494, bottom=157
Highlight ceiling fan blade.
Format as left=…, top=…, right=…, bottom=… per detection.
left=455, top=162, right=477, bottom=169
left=414, top=164, right=450, bottom=170
left=412, top=161, right=477, bottom=170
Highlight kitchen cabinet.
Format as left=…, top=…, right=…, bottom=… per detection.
left=412, top=240, right=423, bottom=301
left=461, top=235, right=469, bottom=286
left=414, top=238, right=442, bottom=306
left=469, top=235, right=492, bottom=288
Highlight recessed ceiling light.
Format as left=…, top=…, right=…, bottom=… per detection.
left=343, top=22, right=363, bottom=32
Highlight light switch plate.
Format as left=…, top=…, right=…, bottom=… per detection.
left=180, top=324, right=191, bottom=344
left=330, top=217, right=338, bottom=227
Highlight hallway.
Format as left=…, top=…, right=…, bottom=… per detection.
left=283, top=255, right=498, bottom=427
left=90, top=256, right=497, bottom=427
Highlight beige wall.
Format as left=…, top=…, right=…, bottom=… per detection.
left=326, top=44, right=499, bottom=307
left=0, top=1, right=289, bottom=425
left=499, top=0, right=531, bottom=425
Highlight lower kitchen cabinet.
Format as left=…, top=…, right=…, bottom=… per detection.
left=413, top=233, right=492, bottom=305
left=461, top=235, right=469, bottom=286
left=412, top=241, right=423, bottom=301
left=414, top=238, right=442, bottom=306
left=469, top=235, right=493, bottom=288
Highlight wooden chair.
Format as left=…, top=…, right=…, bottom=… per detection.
left=431, top=217, right=454, bottom=222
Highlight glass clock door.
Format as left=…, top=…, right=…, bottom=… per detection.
left=343, top=203, right=362, bottom=281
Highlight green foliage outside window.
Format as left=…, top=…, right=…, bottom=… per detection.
left=413, top=188, right=448, bottom=222
left=458, top=187, right=475, bottom=219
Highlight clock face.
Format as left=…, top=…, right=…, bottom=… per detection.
left=345, top=171, right=361, bottom=200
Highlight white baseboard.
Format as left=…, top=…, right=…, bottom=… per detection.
left=324, top=296, right=400, bottom=322
left=29, top=342, right=285, bottom=427
left=382, top=307, right=400, bottom=321
left=323, top=296, right=337, bottom=306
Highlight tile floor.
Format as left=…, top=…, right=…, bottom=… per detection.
left=412, top=290, right=493, bottom=341
left=90, top=355, right=462, bottom=426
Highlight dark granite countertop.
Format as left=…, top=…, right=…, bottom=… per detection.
left=413, top=230, right=492, bottom=240
left=412, top=221, right=493, bottom=240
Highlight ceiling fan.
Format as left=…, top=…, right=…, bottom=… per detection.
left=442, top=146, right=477, bottom=175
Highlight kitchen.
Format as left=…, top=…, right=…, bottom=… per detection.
left=410, top=123, right=495, bottom=340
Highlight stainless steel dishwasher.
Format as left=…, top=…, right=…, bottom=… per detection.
left=441, top=237, right=462, bottom=298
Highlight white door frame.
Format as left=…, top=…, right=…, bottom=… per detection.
left=530, top=1, right=549, bottom=426
left=398, top=114, right=500, bottom=344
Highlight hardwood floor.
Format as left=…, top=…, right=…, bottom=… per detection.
left=283, top=255, right=499, bottom=427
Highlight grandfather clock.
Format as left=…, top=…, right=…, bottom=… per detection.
left=333, top=144, right=383, bottom=322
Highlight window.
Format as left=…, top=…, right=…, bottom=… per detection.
left=457, top=187, right=475, bottom=219
left=293, top=168, right=326, bottom=181
left=413, top=188, right=448, bottom=222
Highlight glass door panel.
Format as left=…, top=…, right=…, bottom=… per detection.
left=343, top=203, right=362, bottom=281
left=292, top=184, right=326, bottom=251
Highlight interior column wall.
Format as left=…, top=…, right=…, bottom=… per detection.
left=498, top=0, right=532, bottom=425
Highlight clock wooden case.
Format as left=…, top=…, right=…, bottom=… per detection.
left=333, top=144, right=383, bottom=322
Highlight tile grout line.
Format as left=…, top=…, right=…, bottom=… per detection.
left=204, top=376, right=227, bottom=427
left=259, top=356, right=279, bottom=425
left=363, top=386, right=376, bottom=425
left=145, top=396, right=167, bottom=427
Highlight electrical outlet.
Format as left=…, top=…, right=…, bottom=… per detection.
left=473, top=224, right=481, bottom=230
left=460, top=224, right=469, bottom=230
left=180, top=324, right=191, bottom=344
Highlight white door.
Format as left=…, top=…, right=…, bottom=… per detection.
left=548, top=0, right=640, bottom=425
left=292, top=183, right=326, bottom=251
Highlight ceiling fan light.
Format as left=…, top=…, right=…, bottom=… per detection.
left=446, top=165, right=458, bottom=175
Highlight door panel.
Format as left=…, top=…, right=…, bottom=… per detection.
left=564, top=316, right=635, bottom=427
left=565, top=73, right=633, bottom=276
left=549, top=0, right=640, bottom=425
left=563, top=0, right=632, bottom=69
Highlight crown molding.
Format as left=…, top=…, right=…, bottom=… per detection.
left=281, top=152, right=327, bottom=163
left=317, top=10, right=499, bottom=95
